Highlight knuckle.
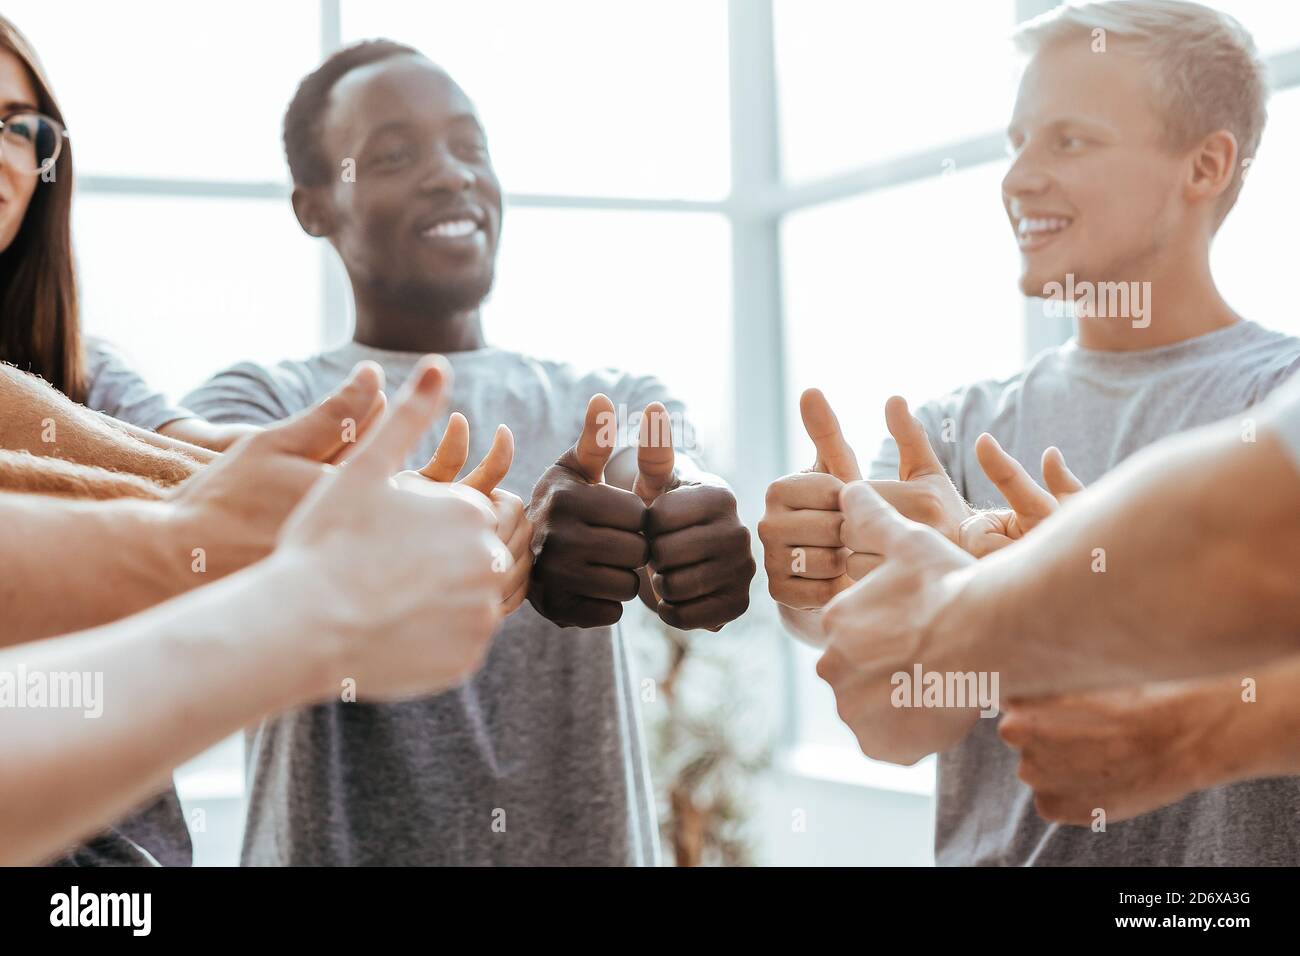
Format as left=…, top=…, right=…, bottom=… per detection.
left=615, top=571, right=641, bottom=601
left=764, top=480, right=789, bottom=509
left=725, top=523, right=751, bottom=552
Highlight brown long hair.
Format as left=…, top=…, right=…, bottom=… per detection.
left=0, top=16, right=83, bottom=401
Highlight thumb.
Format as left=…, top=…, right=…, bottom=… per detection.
left=263, top=360, right=385, bottom=460
left=460, top=424, right=514, bottom=495
left=1042, top=446, right=1085, bottom=502
left=800, top=388, right=861, bottom=480
left=338, top=355, right=452, bottom=486
left=634, top=402, right=675, bottom=505
left=975, top=433, right=1058, bottom=524
left=838, top=479, right=919, bottom=555
left=884, top=396, right=945, bottom=480
left=572, top=393, right=617, bottom=483
left=418, top=411, right=470, bottom=482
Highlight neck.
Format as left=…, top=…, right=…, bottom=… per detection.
left=351, top=294, right=487, bottom=354
left=1072, top=245, right=1238, bottom=352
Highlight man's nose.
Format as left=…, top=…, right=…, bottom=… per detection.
left=419, top=147, right=476, bottom=193
left=1002, top=149, right=1051, bottom=206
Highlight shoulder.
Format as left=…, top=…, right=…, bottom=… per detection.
left=182, top=355, right=322, bottom=425
left=911, top=354, right=1046, bottom=438
left=500, top=350, right=681, bottom=406
left=80, top=337, right=194, bottom=430
left=1232, top=322, right=1300, bottom=402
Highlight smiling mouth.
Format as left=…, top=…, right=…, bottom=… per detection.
left=1016, top=216, right=1073, bottom=252
left=422, top=218, right=480, bottom=240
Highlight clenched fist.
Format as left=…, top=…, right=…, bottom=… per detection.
left=639, top=403, right=754, bottom=631
left=762, top=390, right=974, bottom=630
left=528, top=395, right=752, bottom=631
left=527, top=394, right=652, bottom=628
left=760, top=389, right=864, bottom=614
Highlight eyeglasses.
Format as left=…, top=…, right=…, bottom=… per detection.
left=0, top=111, right=68, bottom=175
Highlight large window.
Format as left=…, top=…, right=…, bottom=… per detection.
left=10, top=0, right=1300, bottom=865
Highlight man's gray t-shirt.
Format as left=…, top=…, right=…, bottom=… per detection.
left=183, top=341, right=681, bottom=866
left=870, top=320, right=1300, bottom=866
left=53, top=337, right=194, bottom=868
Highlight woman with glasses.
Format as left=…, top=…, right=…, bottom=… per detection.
left=0, top=15, right=252, bottom=460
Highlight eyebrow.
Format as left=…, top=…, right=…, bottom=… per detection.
left=1, top=99, right=40, bottom=114
left=1007, top=115, right=1115, bottom=139
left=363, top=112, right=483, bottom=137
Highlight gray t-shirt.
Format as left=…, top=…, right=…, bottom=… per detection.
left=183, top=341, right=687, bottom=866
left=53, top=338, right=194, bottom=867
left=870, top=319, right=1300, bottom=867
left=84, top=337, right=194, bottom=432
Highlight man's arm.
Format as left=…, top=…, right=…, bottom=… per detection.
left=998, top=654, right=1300, bottom=824
left=0, top=494, right=182, bottom=645
left=0, top=364, right=203, bottom=485
left=158, top=417, right=261, bottom=453
left=0, top=354, right=508, bottom=866
left=0, top=361, right=389, bottom=645
left=950, top=414, right=1300, bottom=695
left=0, top=450, right=168, bottom=501
left=2, top=560, right=330, bottom=865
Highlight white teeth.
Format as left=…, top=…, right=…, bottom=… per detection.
left=425, top=219, right=478, bottom=238
left=1018, top=217, right=1071, bottom=236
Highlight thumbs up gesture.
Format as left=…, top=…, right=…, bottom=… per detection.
left=527, top=396, right=753, bottom=631
left=863, top=396, right=974, bottom=544
left=393, top=411, right=533, bottom=615
left=759, top=388, right=864, bottom=614
left=526, top=394, right=652, bottom=628
left=957, top=435, right=1084, bottom=557
left=637, top=403, right=754, bottom=632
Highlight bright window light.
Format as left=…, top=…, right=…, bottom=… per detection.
left=781, top=159, right=1025, bottom=472
left=773, top=0, right=1020, bottom=183
left=341, top=0, right=731, bottom=200
left=73, top=195, right=323, bottom=402
left=5, top=0, right=321, bottom=181
left=1214, top=85, right=1300, bottom=340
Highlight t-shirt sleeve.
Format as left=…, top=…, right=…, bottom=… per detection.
left=82, top=337, right=195, bottom=432
left=868, top=394, right=961, bottom=485
left=1249, top=344, right=1300, bottom=405
left=181, top=362, right=310, bottom=427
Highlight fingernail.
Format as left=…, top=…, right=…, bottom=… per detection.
left=417, top=363, right=441, bottom=395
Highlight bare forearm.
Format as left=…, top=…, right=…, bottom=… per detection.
left=1203, top=655, right=1300, bottom=785
left=159, top=417, right=260, bottom=454
left=123, top=418, right=218, bottom=462
left=0, top=494, right=189, bottom=644
left=954, top=421, right=1300, bottom=695
left=0, top=558, right=330, bottom=865
left=0, top=450, right=167, bottom=500
left=0, top=364, right=200, bottom=484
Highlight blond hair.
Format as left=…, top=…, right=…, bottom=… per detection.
left=1015, top=0, right=1269, bottom=223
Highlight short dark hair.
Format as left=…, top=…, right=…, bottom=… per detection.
left=283, top=38, right=420, bottom=186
